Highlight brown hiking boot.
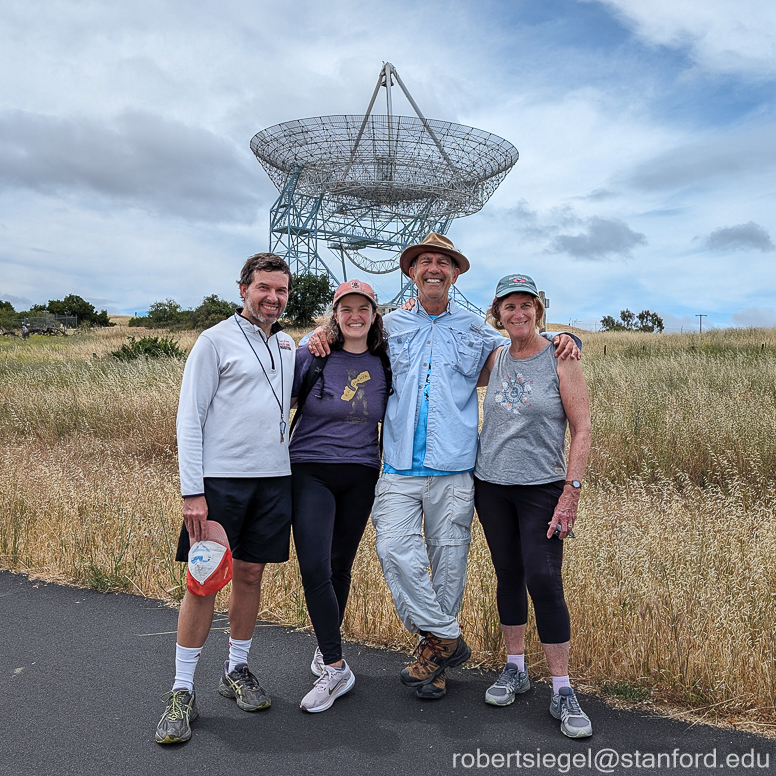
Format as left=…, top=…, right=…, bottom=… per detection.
left=415, top=670, right=446, bottom=700
left=400, top=633, right=471, bottom=687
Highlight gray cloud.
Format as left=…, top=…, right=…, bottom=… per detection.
left=0, top=110, right=263, bottom=222
left=625, top=125, right=776, bottom=192
left=504, top=199, right=547, bottom=239
left=704, top=222, right=774, bottom=252
left=548, top=204, right=583, bottom=230
left=507, top=199, right=540, bottom=227
left=0, top=292, right=33, bottom=309
left=86, top=297, right=121, bottom=308
left=504, top=201, right=584, bottom=240
left=730, top=307, right=776, bottom=328
left=550, top=217, right=647, bottom=260
left=577, top=188, right=616, bottom=202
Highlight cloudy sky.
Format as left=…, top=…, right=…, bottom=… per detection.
left=1, top=0, right=774, bottom=330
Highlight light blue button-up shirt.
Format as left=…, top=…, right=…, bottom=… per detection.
left=381, top=299, right=506, bottom=473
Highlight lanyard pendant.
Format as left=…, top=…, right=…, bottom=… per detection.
left=280, top=417, right=287, bottom=443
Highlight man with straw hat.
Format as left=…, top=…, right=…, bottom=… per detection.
left=308, top=232, right=579, bottom=700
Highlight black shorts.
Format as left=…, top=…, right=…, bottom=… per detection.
left=176, top=476, right=292, bottom=564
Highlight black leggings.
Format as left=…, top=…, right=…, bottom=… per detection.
left=291, top=462, right=380, bottom=664
left=474, top=477, right=570, bottom=644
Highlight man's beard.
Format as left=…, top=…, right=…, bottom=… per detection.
left=244, top=294, right=281, bottom=327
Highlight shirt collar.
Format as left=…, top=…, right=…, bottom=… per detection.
left=413, top=297, right=456, bottom=319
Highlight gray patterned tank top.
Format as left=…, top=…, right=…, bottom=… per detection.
left=474, top=342, right=567, bottom=485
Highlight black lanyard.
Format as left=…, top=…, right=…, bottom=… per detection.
left=233, top=314, right=287, bottom=442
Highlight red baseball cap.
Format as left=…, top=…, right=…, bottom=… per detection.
left=333, top=279, right=377, bottom=306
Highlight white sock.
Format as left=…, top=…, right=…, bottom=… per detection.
left=228, top=637, right=252, bottom=672
left=507, top=654, right=525, bottom=672
left=552, top=675, right=571, bottom=695
left=173, top=644, right=202, bottom=692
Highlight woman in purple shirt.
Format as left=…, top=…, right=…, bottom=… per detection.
left=290, top=279, right=390, bottom=713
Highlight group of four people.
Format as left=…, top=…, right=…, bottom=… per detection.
left=155, top=231, right=592, bottom=744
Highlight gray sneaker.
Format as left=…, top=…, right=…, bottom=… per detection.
left=311, top=647, right=325, bottom=677
left=218, top=662, right=271, bottom=711
left=300, top=661, right=355, bottom=713
left=485, top=663, right=530, bottom=706
left=155, top=689, right=198, bottom=744
left=550, top=686, right=593, bottom=738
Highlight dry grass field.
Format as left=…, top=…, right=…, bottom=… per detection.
left=1, top=320, right=775, bottom=731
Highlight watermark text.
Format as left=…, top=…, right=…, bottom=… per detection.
left=452, top=747, right=770, bottom=773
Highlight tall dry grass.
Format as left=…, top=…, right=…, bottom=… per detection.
left=1, top=324, right=776, bottom=729
left=583, top=328, right=776, bottom=495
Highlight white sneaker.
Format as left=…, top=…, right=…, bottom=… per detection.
left=311, top=647, right=346, bottom=677
left=311, top=647, right=325, bottom=677
left=300, top=662, right=355, bottom=713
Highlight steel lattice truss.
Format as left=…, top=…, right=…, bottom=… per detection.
left=250, top=63, right=519, bottom=308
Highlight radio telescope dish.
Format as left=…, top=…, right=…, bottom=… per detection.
left=250, top=62, right=518, bottom=309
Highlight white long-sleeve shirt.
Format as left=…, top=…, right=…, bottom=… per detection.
left=176, top=314, right=295, bottom=496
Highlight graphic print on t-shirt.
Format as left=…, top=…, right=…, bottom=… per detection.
left=342, top=369, right=371, bottom=423
left=494, top=373, right=533, bottom=413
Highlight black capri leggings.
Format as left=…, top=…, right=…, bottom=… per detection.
left=473, top=477, right=570, bottom=644
left=291, top=462, right=380, bottom=665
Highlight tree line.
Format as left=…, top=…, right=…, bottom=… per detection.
left=0, top=294, right=113, bottom=329
left=600, top=309, right=664, bottom=333
left=1, top=273, right=335, bottom=333
left=129, top=274, right=335, bottom=329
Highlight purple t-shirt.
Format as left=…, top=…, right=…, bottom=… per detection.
left=290, top=347, right=388, bottom=469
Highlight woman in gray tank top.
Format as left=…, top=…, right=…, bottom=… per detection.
left=473, top=273, right=592, bottom=739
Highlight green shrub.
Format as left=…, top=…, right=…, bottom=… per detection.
left=45, top=294, right=115, bottom=327
left=284, top=273, right=334, bottom=326
left=191, top=294, right=238, bottom=329
left=111, top=336, right=186, bottom=361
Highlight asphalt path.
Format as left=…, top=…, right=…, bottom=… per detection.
left=1, top=570, right=773, bottom=776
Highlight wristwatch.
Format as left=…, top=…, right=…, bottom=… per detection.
left=565, top=480, right=581, bottom=489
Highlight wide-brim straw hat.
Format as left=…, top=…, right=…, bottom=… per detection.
left=399, top=232, right=470, bottom=276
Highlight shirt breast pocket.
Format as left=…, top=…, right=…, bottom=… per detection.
left=450, top=330, right=483, bottom=377
left=387, top=332, right=412, bottom=377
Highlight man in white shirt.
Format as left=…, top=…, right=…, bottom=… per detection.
left=155, top=253, right=296, bottom=745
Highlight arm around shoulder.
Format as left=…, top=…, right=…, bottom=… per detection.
left=305, top=326, right=332, bottom=356
left=544, top=330, right=582, bottom=360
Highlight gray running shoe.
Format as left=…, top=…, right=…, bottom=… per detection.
left=218, top=662, right=271, bottom=711
left=485, top=663, right=530, bottom=706
left=311, top=647, right=325, bottom=677
left=550, top=686, right=593, bottom=738
left=155, top=689, right=198, bottom=744
left=300, top=661, right=356, bottom=713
